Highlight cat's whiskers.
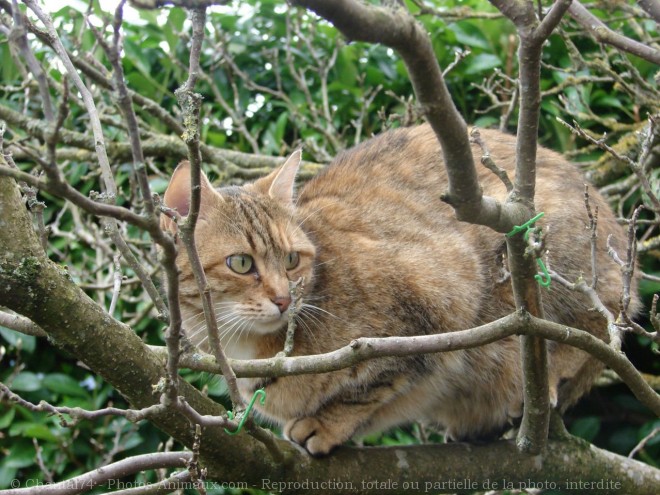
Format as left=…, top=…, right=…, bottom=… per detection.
left=218, top=317, right=246, bottom=354
left=183, top=301, right=234, bottom=332
left=301, top=302, right=342, bottom=322
left=186, top=314, right=210, bottom=342
left=196, top=334, right=209, bottom=349
left=294, top=316, right=322, bottom=353
left=236, top=318, right=256, bottom=354
left=217, top=311, right=245, bottom=339
left=183, top=306, right=235, bottom=348
left=182, top=311, right=205, bottom=329
left=223, top=315, right=255, bottom=357
left=297, top=308, right=325, bottom=334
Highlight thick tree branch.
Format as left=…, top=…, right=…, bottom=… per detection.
left=569, top=1, right=660, bottom=64
left=638, top=0, right=660, bottom=23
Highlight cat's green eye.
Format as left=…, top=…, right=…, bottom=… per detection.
left=227, top=254, right=254, bottom=274
left=284, top=251, right=300, bottom=270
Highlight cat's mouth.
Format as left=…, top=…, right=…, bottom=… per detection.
left=248, top=313, right=289, bottom=335
left=215, top=300, right=291, bottom=341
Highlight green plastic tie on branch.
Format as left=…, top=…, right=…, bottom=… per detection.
left=506, top=212, right=545, bottom=238
left=505, top=212, right=551, bottom=289
left=224, top=388, right=266, bottom=435
left=535, top=258, right=552, bottom=288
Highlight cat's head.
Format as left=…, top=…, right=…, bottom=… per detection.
left=161, top=152, right=316, bottom=350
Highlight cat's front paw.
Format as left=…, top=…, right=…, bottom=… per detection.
left=283, top=417, right=341, bottom=456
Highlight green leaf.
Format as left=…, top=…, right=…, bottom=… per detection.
left=273, top=111, right=290, bottom=144
left=609, top=426, right=640, bottom=455
left=0, top=327, right=36, bottom=353
left=464, top=53, right=502, bottom=75
left=205, top=376, right=228, bottom=398
left=334, top=47, right=358, bottom=86
left=2, top=441, right=36, bottom=469
left=165, top=8, right=187, bottom=51
left=449, top=23, right=491, bottom=50
left=0, top=465, right=18, bottom=490
left=474, top=116, right=499, bottom=128
left=10, top=372, right=43, bottom=392
left=43, top=374, right=88, bottom=398
left=23, top=424, right=60, bottom=443
left=121, top=433, right=145, bottom=451
left=570, top=416, right=600, bottom=441
left=0, top=408, right=15, bottom=429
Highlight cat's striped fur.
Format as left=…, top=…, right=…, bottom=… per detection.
left=162, top=125, right=639, bottom=455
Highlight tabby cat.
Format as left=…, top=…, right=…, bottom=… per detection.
left=162, top=124, right=639, bottom=455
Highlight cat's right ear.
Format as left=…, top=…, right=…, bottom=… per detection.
left=161, top=160, right=216, bottom=234
left=251, top=150, right=301, bottom=205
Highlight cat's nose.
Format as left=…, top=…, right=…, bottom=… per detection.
left=272, top=296, right=292, bottom=313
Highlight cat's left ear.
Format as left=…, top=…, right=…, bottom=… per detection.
left=254, top=150, right=301, bottom=205
left=161, top=160, right=217, bottom=234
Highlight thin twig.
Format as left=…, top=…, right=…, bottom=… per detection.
left=470, top=127, right=513, bottom=192
left=108, top=254, right=123, bottom=316
left=584, top=186, right=599, bottom=289
left=279, top=277, right=305, bottom=357
left=86, top=2, right=169, bottom=320
left=9, top=0, right=54, bottom=121
left=629, top=426, right=660, bottom=459
left=187, top=424, right=207, bottom=495
left=32, top=439, right=54, bottom=484
left=174, top=6, right=246, bottom=412
left=557, top=117, right=660, bottom=212
left=0, top=311, right=47, bottom=338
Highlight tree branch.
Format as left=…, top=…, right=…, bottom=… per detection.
left=8, top=0, right=54, bottom=121
left=145, top=310, right=660, bottom=418
left=489, top=0, right=576, bottom=455
left=638, top=0, right=660, bottom=24
left=2, top=169, right=659, bottom=492
left=173, top=6, right=245, bottom=412
left=2, top=452, right=192, bottom=495
left=568, top=1, right=660, bottom=65
left=0, top=103, right=323, bottom=178
left=290, top=0, right=526, bottom=232
left=0, top=310, right=47, bottom=338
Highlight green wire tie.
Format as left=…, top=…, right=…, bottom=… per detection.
left=224, top=388, right=266, bottom=435
left=535, top=258, right=552, bottom=288
left=506, top=212, right=545, bottom=240
left=506, top=212, right=551, bottom=289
